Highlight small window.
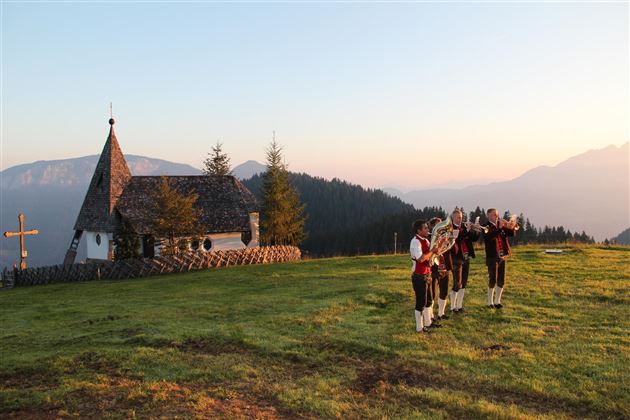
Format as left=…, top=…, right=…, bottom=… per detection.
left=191, top=239, right=200, bottom=251
left=203, top=238, right=212, bottom=251
left=241, top=231, right=252, bottom=245
left=95, top=234, right=101, bottom=246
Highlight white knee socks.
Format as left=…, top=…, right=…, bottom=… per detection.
left=494, top=286, right=503, bottom=305
left=450, top=291, right=456, bottom=311
left=438, top=298, right=447, bottom=317
left=423, top=307, right=432, bottom=327
left=488, top=287, right=494, bottom=306
left=415, top=310, right=423, bottom=332
left=456, top=289, right=465, bottom=310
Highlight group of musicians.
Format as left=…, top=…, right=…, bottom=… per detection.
left=409, top=208, right=516, bottom=333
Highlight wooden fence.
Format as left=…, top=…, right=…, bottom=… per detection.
left=0, top=245, right=301, bottom=288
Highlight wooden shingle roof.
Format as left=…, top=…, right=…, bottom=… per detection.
left=74, top=119, right=132, bottom=232
left=115, top=176, right=258, bottom=235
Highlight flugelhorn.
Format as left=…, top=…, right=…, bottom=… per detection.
left=502, top=214, right=521, bottom=231
left=468, top=216, right=489, bottom=233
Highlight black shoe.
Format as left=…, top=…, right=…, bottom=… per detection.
left=428, top=323, right=442, bottom=328
left=438, top=314, right=449, bottom=320
left=421, top=327, right=431, bottom=333
left=452, top=309, right=459, bottom=314
left=487, top=304, right=495, bottom=309
left=458, top=308, right=465, bottom=313
left=494, top=303, right=503, bottom=309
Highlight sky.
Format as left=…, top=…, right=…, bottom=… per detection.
left=1, top=1, right=628, bottom=190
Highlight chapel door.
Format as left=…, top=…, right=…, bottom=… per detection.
left=142, top=236, right=155, bottom=258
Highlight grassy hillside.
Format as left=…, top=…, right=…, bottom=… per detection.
left=1, top=245, right=629, bottom=418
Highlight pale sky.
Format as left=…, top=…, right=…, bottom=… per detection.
left=1, top=1, right=628, bottom=190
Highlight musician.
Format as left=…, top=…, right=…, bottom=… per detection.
left=482, top=208, right=516, bottom=309
left=410, top=219, right=442, bottom=332
left=449, top=208, right=480, bottom=313
left=429, top=217, right=453, bottom=321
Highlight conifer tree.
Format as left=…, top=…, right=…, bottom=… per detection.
left=151, top=177, right=203, bottom=255
left=203, top=141, right=232, bottom=176
left=260, top=138, right=306, bottom=246
left=113, top=219, right=141, bottom=260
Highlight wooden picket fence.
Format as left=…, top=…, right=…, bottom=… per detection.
left=0, top=245, right=301, bottom=288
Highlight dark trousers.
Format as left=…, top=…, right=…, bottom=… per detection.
left=425, top=274, right=439, bottom=307
left=412, top=273, right=431, bottom=311
left=452, top=258, right=470, bottom=291
left=486, top=258, right=506, bottom=288
left=437, top=272, right=450, bottom=300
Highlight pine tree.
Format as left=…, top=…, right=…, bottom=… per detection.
left=203, top=141, right=232, bottom=176
left=113, top=219, right=141, bottom=260
left=151, top=177, right=204, bottom=255
left=260, top=138, right=306, bottom=246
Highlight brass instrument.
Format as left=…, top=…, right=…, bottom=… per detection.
left=501, top=214, right=521, bottom=231
left=429, top=216, right=457, bottom=266
left=468, top=216, right=489, bottom=233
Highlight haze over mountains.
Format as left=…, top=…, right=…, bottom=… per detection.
left=386, top=143, right=629, bottom=242
left=1, top=155, right=267, bottom=189
left=0, top=144, right=627, bottom=268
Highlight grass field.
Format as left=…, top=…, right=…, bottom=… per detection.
left=1, top=244, right=629, bottom=419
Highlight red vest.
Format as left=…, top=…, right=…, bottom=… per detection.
left=457, top=225, right=469, bottom=256
left=414, top=235, right=431, bottom=275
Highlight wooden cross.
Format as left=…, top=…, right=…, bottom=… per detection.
left=3, top=213, right=39, bottom=270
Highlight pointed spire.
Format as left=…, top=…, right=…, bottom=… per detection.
left=74, top=117, right=132, bottom=232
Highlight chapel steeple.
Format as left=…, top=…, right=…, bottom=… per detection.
left=73, top=118, right=132, bottom=232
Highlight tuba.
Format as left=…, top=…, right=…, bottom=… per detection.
left=429, top=216, right=458, bottom=266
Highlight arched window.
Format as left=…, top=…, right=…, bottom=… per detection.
left=203, top=238, right=212, bottom=251
left=95, top=234, right=101, bottom=246
left=191, top=239, right=200, bottom=251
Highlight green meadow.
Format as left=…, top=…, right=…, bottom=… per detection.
left=1, top=245, right=628, bottom=419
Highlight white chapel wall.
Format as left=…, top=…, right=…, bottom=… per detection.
left=85, top=231, right=112, bottom=260
left=209, top=232, right=246, bottom=251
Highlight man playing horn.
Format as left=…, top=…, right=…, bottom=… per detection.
left=410, top=219, right=443, bottom=332
left=429, top=217, right=453, bottom=322
left=449, top=208, right=480, bottom=314
left=482, top=208, right=517, bottom=309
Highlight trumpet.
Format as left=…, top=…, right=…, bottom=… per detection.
left=468, top=216, right=489, bottom=233
left=501, top=215, right=521, bottom=231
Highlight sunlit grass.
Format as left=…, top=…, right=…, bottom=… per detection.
left=1, top=244, right=628, bottom=418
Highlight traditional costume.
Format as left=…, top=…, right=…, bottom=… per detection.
left=431, top=248, right=453, bottom=320
left=482, top=221, right=515, bottom=308
left=449, top=222, right=479, bottom=313
left=410, top=233, right=433, bottom=332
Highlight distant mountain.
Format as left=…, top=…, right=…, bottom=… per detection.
left=1, top=154, right=202, bottom=189
left=612, top=228, right=630, bottom=245
left=390, top=143, right=629, bottom=241
left=232, top=160, right=266, bottom=180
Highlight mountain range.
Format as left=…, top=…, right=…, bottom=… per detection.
left=385, top=143, right=629, bottom=242
left=0, top=155, right=267, bottom=189
left=1, top=144, right=627, bottom=267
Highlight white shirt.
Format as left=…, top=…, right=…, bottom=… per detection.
left=409, top=235, right=429, bottom=272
